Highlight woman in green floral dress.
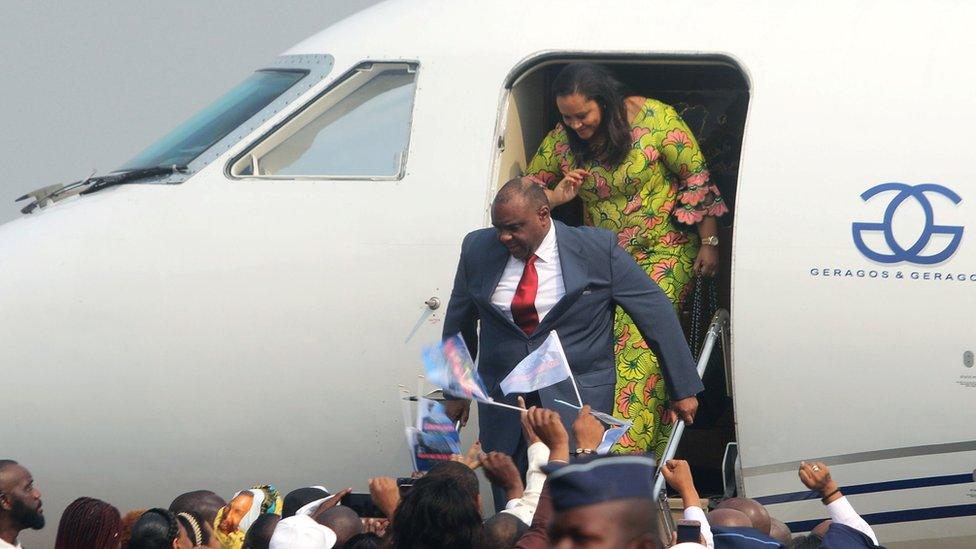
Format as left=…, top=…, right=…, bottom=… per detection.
left=525, top=63, right=728, bottom=457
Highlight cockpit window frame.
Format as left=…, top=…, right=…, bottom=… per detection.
left=125, top=54, right=335, bottom=186
left=225, top=60, right=420, bottom=182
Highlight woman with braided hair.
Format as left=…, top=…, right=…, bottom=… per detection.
left=129, top=508, right=193, bottom=549
left=54, top=496, right=122, bottom=549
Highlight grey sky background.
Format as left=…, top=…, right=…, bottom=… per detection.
left=0, top=1, right=382, bottom=225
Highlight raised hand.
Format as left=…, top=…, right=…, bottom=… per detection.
left=799, top=461, right=840, bottom=503
left=441, top=399, right=471, bottom=429
left=525, top=407, right=569, bottom=462
left=481, top=451, right=524, bottom=501
left=572, top=404, right=606, bottom=451
left=367, top=478, right=400, bottom=519
left=663, top=459, right=703, bottom=511
left=451, top=440, right=483, bottom=470
left=518, top=396, right=541, bottom=445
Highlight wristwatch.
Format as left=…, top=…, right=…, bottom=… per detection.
left=701, top=235, right=719, bottom=247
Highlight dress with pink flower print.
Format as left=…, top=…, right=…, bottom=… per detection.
left=525, top=97, right=727, bottom=457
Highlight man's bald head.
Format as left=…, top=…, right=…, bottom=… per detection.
left=706, top=507, right=753, bottom=528
left=482, top=513, right=527, bottom=549
left=169, top=490, right=226, bottom=527
left=0, top=460, right=18, bottom=486
left=490, top=177, right=552, bottom=260
left=716, top=497, right=771, bottom=534
left=769, top=518, right=792, bottom=545
left=493, top=177, right=549, bottom=209
left=315, top=506, right=363, bottom=547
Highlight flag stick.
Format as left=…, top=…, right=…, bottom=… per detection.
left=479, top=398, right=527, bottom=413
left=551, top=331, right=584, bottom=407
left=554, top=398, right=581, bottom=410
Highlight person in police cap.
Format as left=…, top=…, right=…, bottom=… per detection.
left=543, top=454, right=668, bottom=548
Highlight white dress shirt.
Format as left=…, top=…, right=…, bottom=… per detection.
left=491, top=222, right=565, bottom=324
left=501, top=441, right=551, bottom=525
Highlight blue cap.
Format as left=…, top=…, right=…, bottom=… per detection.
left=543, top=455, right=657, bottom=511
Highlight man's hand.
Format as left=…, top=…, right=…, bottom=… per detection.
left=518, top=396, right=540, bottom=445
left=368, top=478, right=400, bottom=519
left=441, top=399, right=471, bottom=429
left=451, top=440, right=483, bottom=470
left=572, top=405, right=605, bottom=451
left=666, top=396, right=698, bottom=425
left=525, top=407, right=569, bottom=462
left=799, top=461, right=841, bottom=503
left=481, top=451, right=525, bottom=501
left=310, top=487, right=352, bottom=521
left=661, top=459, right=699, bottom=508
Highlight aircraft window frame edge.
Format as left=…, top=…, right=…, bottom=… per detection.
left=225, top=60, right=421, bottom=182
left=156, top=54, right=334, bottom=185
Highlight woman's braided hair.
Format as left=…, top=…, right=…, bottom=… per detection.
left=53, top=496, right=122, bottom=549
left=129, top=508, right=179, bottom=549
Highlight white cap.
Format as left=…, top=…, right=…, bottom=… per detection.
left=269, top=515, right=337, bottom=549
left=671, top=543, right=708, bottom=549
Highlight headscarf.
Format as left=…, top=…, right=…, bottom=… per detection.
left=235, top=484, right=282, bottom=533
left=214, top=484, right=283, bottom=549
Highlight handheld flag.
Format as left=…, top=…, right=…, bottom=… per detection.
left=596, top=424, right=631, bottom=454
left=410, top=398, right=462, bottom=472
left=422, top=334, right=490, bottom=401
left=500, top=331, right=573, bottom=396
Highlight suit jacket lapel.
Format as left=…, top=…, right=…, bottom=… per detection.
left=478, top=239, right=524, bottom=334
left=537, top=221, right=588, bottom=333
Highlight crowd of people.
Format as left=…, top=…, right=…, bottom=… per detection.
left=1, top=403, right=882, bottom=548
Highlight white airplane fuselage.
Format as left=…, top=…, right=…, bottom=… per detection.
left=1, top=1, right=974, bottom=547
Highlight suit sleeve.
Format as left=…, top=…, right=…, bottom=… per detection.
left=441, top=234, right=479, bottom=359
left=609, top=242, right=703, bottom=400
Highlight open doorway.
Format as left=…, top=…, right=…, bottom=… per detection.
left=495, top=54, right=750, bottom=496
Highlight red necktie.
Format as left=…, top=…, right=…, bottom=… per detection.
left=511, top=254, right=540, bottom=335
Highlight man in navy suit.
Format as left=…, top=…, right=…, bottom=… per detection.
left=442, top=178, right=702, bottom=501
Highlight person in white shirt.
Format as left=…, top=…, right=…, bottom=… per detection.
left=798, top=461, right=881, bottom=547
left=662, top=459, right=714, bottom=548
left=0, top=460, right=44, bottom=549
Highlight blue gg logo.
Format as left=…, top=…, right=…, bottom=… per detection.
left=852, top=183, right=964, bottom=265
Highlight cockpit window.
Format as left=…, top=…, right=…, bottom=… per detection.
left=229, top=62, right=418, bottom=179
left=120, top=69, right=308, bottom=171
